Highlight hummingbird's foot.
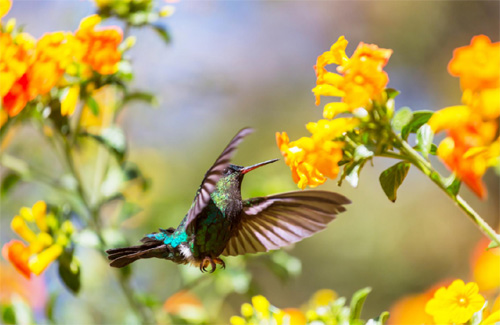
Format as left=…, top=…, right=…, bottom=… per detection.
left=200, top=256, right=217, bottom=273
left=213, top=257, right=225, bottom=270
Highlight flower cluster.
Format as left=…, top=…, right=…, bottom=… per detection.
left=277, top=36, right=392, bottom=189
left=0, top=7, right=123, bottom=120
left=2, top=201, right=74, bottom=278
left=230, top=294, right=306, bottom=325
left=313, top=35, right=392, bottom=117
left=428, top=35, right=500, bottom=198
left=389, top=239, right=500, bottom=324
left=230, top=288, right=388, bottom=325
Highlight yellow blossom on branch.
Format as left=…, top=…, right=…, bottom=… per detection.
left=425, top=279, right=485, bottom=324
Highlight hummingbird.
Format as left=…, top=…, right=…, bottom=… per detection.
left=106, top=128, right=350, bottom=273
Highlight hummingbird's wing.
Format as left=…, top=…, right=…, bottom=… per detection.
left=221, top=191, right=350, bottom=256
left=184, top=127, right=254, bottom=229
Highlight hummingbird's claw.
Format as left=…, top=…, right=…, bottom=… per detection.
left=200, top=256, right=217, bottom=273
left=214, top=257, right=225, bottom=270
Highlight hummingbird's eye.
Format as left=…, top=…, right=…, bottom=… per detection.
left=222, top=167, right=230, bottom=175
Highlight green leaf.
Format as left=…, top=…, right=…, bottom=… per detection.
left=349, top=287, right=372, bottom=323
left=379, top=162, right=411, bottom=202
left=430, top=143, right=438, bottom=155
left=151, top=23, right=171, bottom=44
left=385, top=88, right=400, bottom=100
left=391, top=107, right=413, bottom=133
left=444, top=175, right=461, bottom=196
left=401, top=110, right=434, bottom=140
left=123, top=91, right=158, bottom=107
left=416, top=124, right=434, bottom=159
left=82, top=126, right=127, bottom=162
left=1, top=172, right=21, bottom=198
left=377, top=311, right=390, bottom=325
left=58, top=252, right=81, bottom=294
left=86, top=97, right=99, bottom=116
left=488, top=241, right=500, bottom=249
left=1, top=305, right=16, bottom=324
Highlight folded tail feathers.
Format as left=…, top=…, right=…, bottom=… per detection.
left=106, top=236, right=165, bottom=268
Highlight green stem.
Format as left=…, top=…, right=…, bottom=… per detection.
left=60, top=136, right=154, bottom=324
left=393, top=133, right=500, bottom=247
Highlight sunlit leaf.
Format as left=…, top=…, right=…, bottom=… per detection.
left=377, top=311, right=390, bottom=325
left=349, top=287, right=372, bottom=323
left=488, top=241, right=500, bottom=249
left=416, top=124, right=433, bottom=159
left=1, top=305, right=16, bottom=324
left=379, top=162, right=411, bottom=202
left=401, top=110, right=433, bottom=140
left=391, top=107, right=413, bottom=132
left=385, top=88, right=400, bottom=100
left=81, top=126, right=127, bottom=162
left=86, top=97, right=99, bottom=116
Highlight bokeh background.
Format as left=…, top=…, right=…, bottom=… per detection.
left=1, top=0, right=499, bottom=323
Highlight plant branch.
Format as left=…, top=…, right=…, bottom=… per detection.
left=392, top=133, right=500, bottom=247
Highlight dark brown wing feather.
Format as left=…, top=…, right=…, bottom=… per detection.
left=184, top=128, right=254, bottom=229
left=222, top=191, right=350, bottom=256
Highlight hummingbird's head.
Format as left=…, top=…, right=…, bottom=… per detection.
left=223, top=159, right=279, bottom=181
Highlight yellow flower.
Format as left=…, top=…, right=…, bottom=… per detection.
left=0, top=0, right=11, bottom=18
left=229, top=316, right=246, bottom=325
left=310, top=289, right=337, bottom=307
left=241, top=303, right=253, bottom=318
left=425, top=279, right=485, bottom=324
left=2, top=201, right=72, bottom=277
left=29, top=244, right=63, bottom=276
left=252, top=295, right=270, bottom=318
left=60, top=85, right=80, bottom=116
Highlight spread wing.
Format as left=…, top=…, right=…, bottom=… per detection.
left=184, top=128, right=254, bottom=229
left=222, top=191, right=350, bottom=256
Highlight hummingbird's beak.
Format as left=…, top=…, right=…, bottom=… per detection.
left=241, top=159, right=279, bottom=174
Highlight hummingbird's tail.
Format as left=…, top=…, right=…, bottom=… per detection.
left=106, top=236, right=167, bottom=268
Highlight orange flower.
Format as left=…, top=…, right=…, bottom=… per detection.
left=2, top=240, right=31, bottom=278
left=29, top=32, right=81, bottom=97
left=0, top=31, right=33, bottom=117
left=0, top=262, right=48, bottom=310
left=448, top=35, right=500, bottom=92
left=276, top=132, right=344, bottom=189
left=428, top=105, right=498, bottom=198
left=75, top=15, right=123, bottom=75
left=471, top=238, right=500, bottom=293
left=388, top=292, right=435, bottom=324
left=313, top=36, right=392, bottom=113
left=2, top=201, right=73, bottom=278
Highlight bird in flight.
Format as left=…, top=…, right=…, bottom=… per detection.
left=106, top=128, right=350, bottom=272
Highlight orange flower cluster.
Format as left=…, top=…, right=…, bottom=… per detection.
left=428, top=35, right=500, bottom=198
left=276, top=118, right=358, bottom=189
left=313, top=36, right=392, bottom=118
left=0, top=14, right=122, bottom=118
left=2, top=201, right=74, bottom=278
